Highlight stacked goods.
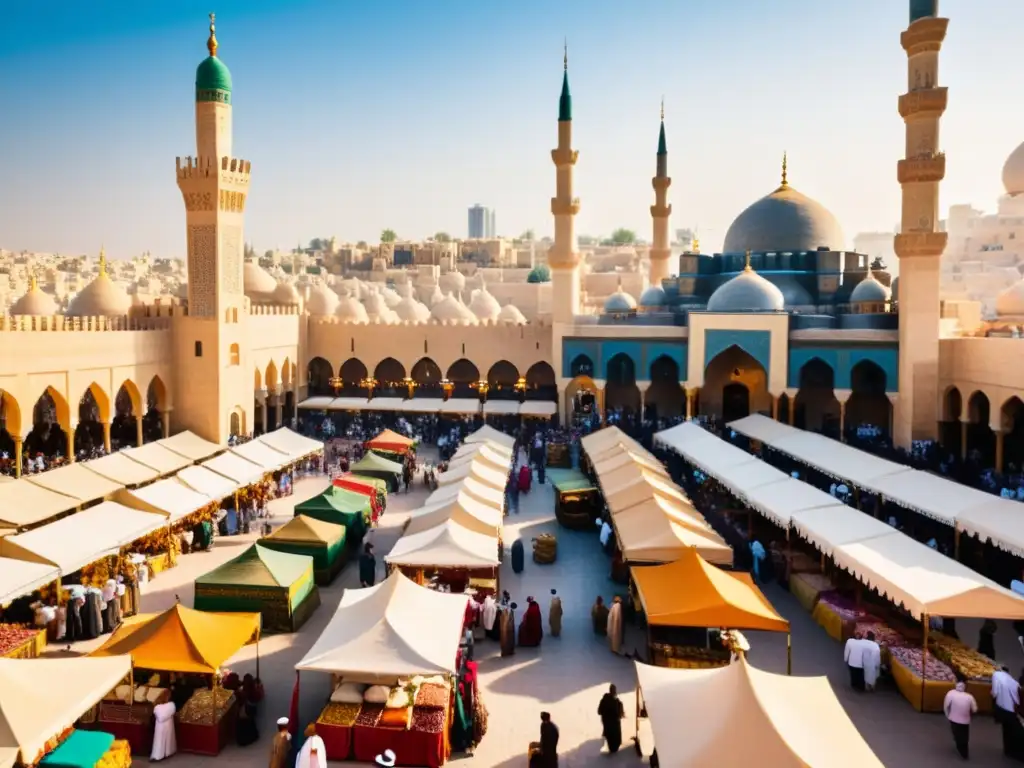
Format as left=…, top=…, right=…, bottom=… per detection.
left=532, top=534, right=557, bottom=564
left=816, top=592, right=869, bottom=621
left=96, top=740, right=132, bottom=768
left=888, top=647, right=957, bottom=682
left=378, top=707, right=412, bottom=729
left=354, top=704, right=384, bottom=727
left=930, top=635, right=997, bottom=682
left=414, top=683, right=449, bottom=709
left=317, top=703, right=361, bottom=726
left=411, top=708, right=446, bottom=733
left=179, top=689, right=236, bottom=724
left=650, top=643, right=729, bottom=670
left=853, top=620, right=907, bottom=650
left=0, top=623, right=45, bottom=658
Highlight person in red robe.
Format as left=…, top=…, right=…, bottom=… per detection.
left=518, top=596, right=543, bottom=647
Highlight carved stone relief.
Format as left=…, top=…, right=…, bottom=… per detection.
left=188, top=224, right=217, bottom=317
left=221, top=225, right=243, bottom=295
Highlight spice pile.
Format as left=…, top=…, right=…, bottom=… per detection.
left=889, top=647, right=956, bottom=682
left=355, top=704, right=383, bottom=728
left=179, top=689, right=236, bottom=724
left=317, top=703, right=361, bottom=727
left=411, top=708, right=446, bottom=734
left=415, top=682, right=449, bottom=709
left=930, top=635, right=996, bottom=682
left=0, top=624, right=42, bottom=656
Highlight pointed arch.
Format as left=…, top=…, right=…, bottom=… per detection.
left=146, top=375, right=168, bottom=413
left=943, top=386, right=962, bottom=423
left=307, top=357, right=334, bottom=397
left=116, top=380, right=143, bottom=417
left=647, top=354, right=684, bottom=418
left=1001, top=396, right=1024, bottom=469
left=446, top=359, right=480, bottom=384
left=254, top=367, right=263, bottom=392
left=795, top=357, right=839, bottom=433
left=340, top=358, right=369, bottom=383
left=26, top=387, right=69, bottom=458
left=704, top=345, right=769, bottom=422
left=229, top=406, right=246, bottom=437
left=569, top=354, right=595, bottom=379
left=80, top=382, right=111, bottom=424
left=524, top=361, right=557, bottom=402
left=265, top=360, right=279, bottom=392
left=282, top=357, right=292, bottom=387
left=0, top=390, right=24, bottom=439
left=411, top=357, right=442, bottom=384
left=605, top=352, right=640, bottom=413
left=847, top=359, right=891, bottom=436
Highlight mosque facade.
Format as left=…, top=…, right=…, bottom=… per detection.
left=2, top=2, right=1024, bottom=476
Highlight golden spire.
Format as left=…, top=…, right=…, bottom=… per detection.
left=563, top=39, right=568, bottom=71
left=207, top=12, right=218, bottom=57
left=29, top=275, right=38, bottom=292
left=744, top=250, right=752, bottom=272
left=780, top=151, right=789, bottom=188
left=693, top=232, right=700, bottom=253
left=99, top=246, right=107, bottom=277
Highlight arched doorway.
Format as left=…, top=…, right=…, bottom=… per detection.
left=486, top=360, right=520, bottom=401
left=966, top=391, right=994, bottom=467
left=777, top=392, right=791, bottom=425
left=229, top=408, right=245, bottom=438
left=1000, top=396, right=1024, bottom=471
left=569, top=354, right=595, bottom=379
left=411, top=357, right=443, bottom=398
left=307, top=357, right=334, bottom=397
left=794, top=358, right=840, bottom=434
left=25, top=387, right=70, bottom=462
left=846, top=360, right=891, bottom=438
left=0, top=391, right=22, bottom=475
left=339, top=358, right=369, bottom=397
left=373, top=358, right=406, bottom=398
left=112, top=381, right=143, bottom=448
left=646, top=355, right=684, bottom=419
left=447, top=359, right=481, bottom=398
left=143, top=376, right=167, bottom=441
left=703, top=345, right=769, bottom=422
left=941, top=386, right=963, bottom=455
left=605, top=353, right=640, bottom=414
left=564, top=376, right=598, bottom=425
left=524, top=361, right=557, bottom=402
left=75, top=384, right=110, bottom=456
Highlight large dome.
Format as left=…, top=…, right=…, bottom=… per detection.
left=11, top=279, right=57, bottom=316
left=244, top=261, right=277, bottom=302
left=67, top=256, right=131, bottom=318
left=706, top=265, right=785, bottom=313
left=1002, top=141, right=1024, bottom=197
left=723, top=172, right=844, bottom=254
left=306, top=283, right=339, bottom=316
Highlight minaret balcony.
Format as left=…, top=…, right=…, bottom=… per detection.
left=650, top=203, right=672, bottom=218
left=551, top=198, right=581, bottom=216
left=898, top=154, right=946, bottom=184
left=898, top=87, right=948, bottom=119
left=652, top=177, right=672, bottom=192
left=894, top=231, right=948, bottom=259
left=551, top=148, right=579, bottom=166
left=901, top=17, right=949, bottom=54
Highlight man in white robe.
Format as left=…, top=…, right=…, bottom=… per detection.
left=481, top=595, right=498, bottom=632
left=295, top=724, right=326, bottom=768
left=862, top=631, right=882, bottom=691
left=150, top=700, right=177, bottom=761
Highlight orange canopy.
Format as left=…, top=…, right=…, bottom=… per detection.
left=90, top=603, right=261, bottom=674
left=632, top=548, right=789, bottom=633
left=366, top=429, right=415, bottom=453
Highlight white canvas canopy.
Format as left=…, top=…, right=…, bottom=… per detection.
left=958, top=498, right=1024, bottom=558
left=257, top=428, right=323, bottom=461
left=591, top=449, right=667, bottom=479
left=440, top=398, right=481, bottom=415
left=120, top=479, right=211, bottom=521
left=428, top=474, right=505, bottom=510
left=613, top=502, right=732, bottom=566
left=405, top=494, right=503, bottom=537
left=231, top=440, right=289, bottom=470
left=483, top=400, right=520, bottom=415
left=0, top=556, right=58, bottom=607
left=867, top=470, right=990, bottom=526
left=464, top=424, right=515, bottom=448
left=176, top=465, right=238, bottom=499
left=400, top=398, right=444, bottom=413
left=519, top=401, right=557, bottom=417
left=788, top=506, right=898, bottom=556
left=0, top=655, right=133, bottom=768
left=0, top=479, right=80, bottom=527
left=201, top=451, right=265, bottom=486
left=654, top=422, right=761, bottom=478
left=363, top=397, right=406, bottom=412
left=738, top=478, right=846, bottom=527
left=24, top=463, right=123, bottom=504
left=438, top=458, right=507, bottom=490
left=451, top=440, right=513, bottom=463
left=158, top=430, right=223, bottom=461
left=386, top=521, right=500, bottom=568
left=0, top=501, right=166, bottom=573
left=448, top=443, right=511, bottom=475
left=82, top=452, right=161, bottom=486
left=831, top=532, right=1024, bottom=619
left=121, top=442, right=193, bottom=475
left=602, top=466, right=691, bottom=514
left=582, top=426, right=646, bottom=457
left=296, top=570, right=468, bottom=681
left=635, top=659, right=883, bottom=768
left=298, top=396, right=335, bottom=410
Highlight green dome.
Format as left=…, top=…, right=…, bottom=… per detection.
left=196, top=56, right=232, bottom=100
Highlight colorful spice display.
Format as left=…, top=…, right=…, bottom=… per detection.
left=0, top=624, right=44, bottom=657
left=889, top=646, right=957, bottom=682
left=378, top=707, right=412, bottom=729
left=95, top=739, right=132, bottom=768
left=414, top=682, right=449, bottom=709
left=410, top=707, right=446, bottom=734
left=354, top=704, right=383, bottom=728
left=179, top=689, right=236, bottom=724
left=317, top=702, right=361, bottom=727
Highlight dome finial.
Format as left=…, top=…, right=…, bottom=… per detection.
left=99, top=245, right=107, bottom=277
left=207, top=12, right=218, bottom=57
left=29, top=275, right=38, bottom=292
left=693, top=229, right=700, bottom=254
left=780, top=151, right=789, bottom=188
left=660, top=96, right=664, bottom=122
left=744, top=250, right=752, bottom=272
left=563, top=38, right=568, bottom=71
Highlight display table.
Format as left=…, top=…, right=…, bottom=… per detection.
left=0, top=625, right=47, bottom=659
left=810, top=601, right=854, bottom=643
left=317, top=722, right=353, bottom=760
left=890, top=655, right=954, bottom=713
left=146, top=552, right=173, bottom=575
left=788, top=573, right=831, bottom=613
left=177, top=699, right=237, bottom=756
left=93, top=702, right=153, bottom=756
left=40, top=729, right=115, bottom=768
left=650, top=643, right=729, bottom=670
left=352, top=725, right=446, bottom=767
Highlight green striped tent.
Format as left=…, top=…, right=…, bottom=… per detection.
left=260, top=515, right=348, bottom=585
left=350, top=451, right=403, bottom=491
left=294, top=485, right=371, bottom=542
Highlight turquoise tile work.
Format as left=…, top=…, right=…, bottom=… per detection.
left=703, top=330, right=772, bottom=376
left=561, top=339, right=686, bottom=381
left=787, top=346, right=899, bottom=390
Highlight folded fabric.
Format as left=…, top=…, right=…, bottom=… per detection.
left=363, top=685, right=390, bottom=704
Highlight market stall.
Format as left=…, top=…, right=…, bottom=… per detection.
left=82, top=452, right=161, bottom=488
left=612, top=498, right=733, bottom=567
left=463, top=424, right=515, bottom=449
left=0, top=655, right=132, bottom=768
left=547, top=469, right=600, bottom=530
left=405, top=494, right=503, bottom=538
left=350, top=452, right=404, bottom=491
left=255, top=427, right=323, bottom=462
left=118, top=480, right=212, bottom=523
left=437, top=458, right=506, bottom=491
left=386, top=520, right=500, bottom=593
left=631, top=549, right=789, bottom=671
left=366, top=429, right=417, bottom=455
left=633, top=659, right=883, bottom=767
left=296, top=571, right=470, bottom=766
left=175, top=466, right=238, bottom=502
left=447, top=443, right=511, bottom=476
left=601, top=466, right=692, bottom=516
left=200, top=452, right=266, bottom=488
left=451, top=439, right=513, bottom=463
left=121, top=443, right=192, bottom=476
left=295, top=485, right=370, bottom=544
left=194, top=543, right=320, bottom=632
left=426, top=474, right=505, bottom=513
left=90, top=604, right=260, bottom=756
left=260, top=515, right=348, bottom=585
left=24, top=463, right=124, bottom=507
left=333, top=474, right=385, bottom=521
left=157, top=430, right=223, bottom=463
left=230, top=440, right=290, bottom=473
left=0, top=477, right=83, bottom=529
left=0, top=556, right=58, bottom=610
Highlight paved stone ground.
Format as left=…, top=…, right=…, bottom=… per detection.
left=58, top=454, right=1024, bottom=766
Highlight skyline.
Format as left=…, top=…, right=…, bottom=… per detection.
left=1, top=0, right=1022, bottom=258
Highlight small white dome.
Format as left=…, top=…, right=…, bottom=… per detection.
left=11, top=279, right=57, bottom=316
left=364, top=290, right=399, bottom=324
left=244, top=261, right=277, bottom=302
left=273, top=281, right=301, bottom=305
left=395, top=294, right=430, bottom=323
left=849, top=272, right=891, bottom=304
left=604, top=282, right=638, bottom=314
left=428, top=284, right=445, bottom=307
left=468, top=279, right=501, bottom=321
left=431, top=292, right=478, bottom=324
left=381, top=286, right=403, bottom=309
left=996, top=277, right=1024, bottom=317
left=336, top=292, right=369, bottom=323
left=497, top=303, right=527, bottom=325
left=439, top=270, right=466, bottom=294
left=1003, top=141, right=1024, bottom=197
left=639, top=285, right=667, bottom=308
left=706, top=267, right=785, bottom=313
left=67, top=268, right=131, bottom=318
left=306, top=283, right=340, bottom=315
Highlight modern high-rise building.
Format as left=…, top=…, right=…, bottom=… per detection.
left=468, top=205, right=496, bottom=238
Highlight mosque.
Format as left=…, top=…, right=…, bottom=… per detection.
left=1, top=0, right=1023, bottom=478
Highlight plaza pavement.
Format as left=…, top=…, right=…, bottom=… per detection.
left=55, top=453, right=1023, bottom=766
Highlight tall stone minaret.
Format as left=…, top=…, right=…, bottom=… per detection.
left=649, top=100, right=672, bottom=286
left=174, top=14, right=253, bottom=443
left=893, top=0, right=948, bottom=448
left=548, top=44, right=581, bottom=324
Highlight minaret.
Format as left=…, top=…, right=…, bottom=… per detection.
left=893, top=0, right=948, bottom=448
left=548, top=44, right=581, bottom=324
left=174, top=14, right=252, bottom=443
left=649, top=99, right=672, bottom=285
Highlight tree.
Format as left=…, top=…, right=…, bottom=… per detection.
left=433, top=232, right=452, bottom=243
left=380, top=229, right=397, bottom=243
left=527, top=265, right=551, bottom=283
left=356, top=241, right=368, bottom=249
left=309, top=238, right=324, bottom=251
left=609, top=228, right=637, bottom=245
left=519, top=229, right=535, bottom=241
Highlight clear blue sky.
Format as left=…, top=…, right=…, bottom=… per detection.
left=0, top=0, right=1020, bottom=258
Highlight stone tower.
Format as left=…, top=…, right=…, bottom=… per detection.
left=548, top=45, right=581, bottom=324
left=173, top=14, right=253, bottom=443
left=893, top=0, right=948, bottom=448
left=649, top=101, right=672, bottom=286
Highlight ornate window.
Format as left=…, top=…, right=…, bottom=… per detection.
left=229, top=343, right=240, bottom=366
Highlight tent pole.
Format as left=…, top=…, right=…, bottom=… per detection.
left=921, top=614, right=930, bottom=712
left=787, top=633, right=792, bottom=675
left=785, top=527, right=792, bottom=583
left=954, top=528, right=961, bottom=561
left=256, top=637, right=261, bottom=680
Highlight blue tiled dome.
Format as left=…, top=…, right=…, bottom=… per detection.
left=707, top=268, right=785, bottom=313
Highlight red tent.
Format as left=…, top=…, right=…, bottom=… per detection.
left=334, top=474, right=382, bottom=517
left=365, top=428, right=415, bottom=454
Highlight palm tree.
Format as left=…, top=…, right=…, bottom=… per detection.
left=380, top=229, right=397, bottom=243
